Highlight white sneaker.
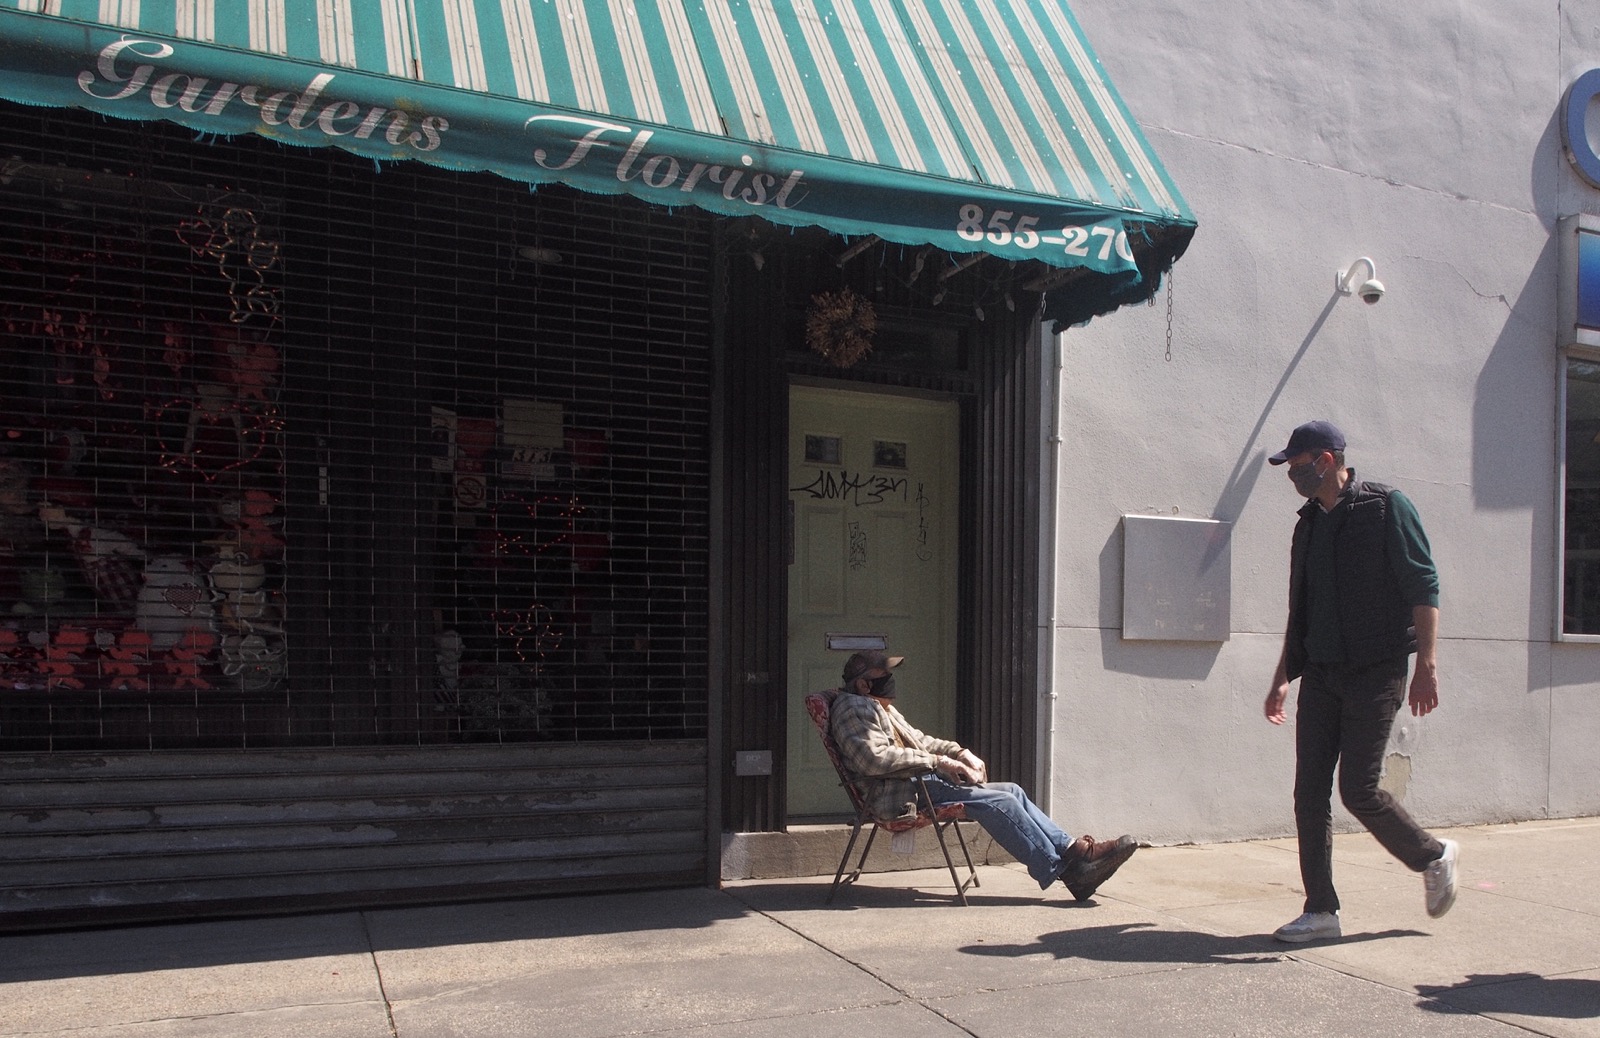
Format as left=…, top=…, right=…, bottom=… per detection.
left=1424, top=839, right=1459, bottom=918
left=1273, top=911, right=1341, bottom=943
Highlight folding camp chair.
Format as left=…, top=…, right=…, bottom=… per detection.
left=803, top=688, right=979, bottom=905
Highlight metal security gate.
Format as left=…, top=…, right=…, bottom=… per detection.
left=0, top=103, right=711, bottom=927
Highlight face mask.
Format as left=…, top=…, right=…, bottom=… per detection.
left=867, top=673, right=896, bottom=699
left=1288, top=459, right=1325, bottom=498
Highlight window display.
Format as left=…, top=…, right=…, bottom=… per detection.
left=2, top=109, right=711, bottom=750
left=0, top=179, right=287, bottom=733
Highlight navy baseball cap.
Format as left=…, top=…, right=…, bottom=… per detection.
left=1268, top=421, right=1347, bottom=465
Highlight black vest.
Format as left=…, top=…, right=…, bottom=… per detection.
left=1284, top=479, right=1417, bottom=680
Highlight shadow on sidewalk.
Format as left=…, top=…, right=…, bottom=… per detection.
left=960, top=921, right=1427, bottom=966
left=1417, top=973, right=1600, bottom=1019
left=727, top=881, right=1053, bottom=911
left=0, top=886, right=747, bottom=983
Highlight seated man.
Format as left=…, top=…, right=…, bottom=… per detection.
left=829, top=650, right=1137, bottom=900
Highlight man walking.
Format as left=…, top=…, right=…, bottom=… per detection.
left=1263, top=420, right=1458, bottom=942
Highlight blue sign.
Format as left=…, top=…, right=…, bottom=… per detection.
left=1559, top=214, right=1600, bottom=349
left=1564, top=69, right=1600, bottom=189
left=1581, top=228, right=1600, bottom=331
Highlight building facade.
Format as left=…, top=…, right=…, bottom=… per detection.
left=0, top=1, right=1193, bottom=926
left=1052, top=1, right=1600, bottom=843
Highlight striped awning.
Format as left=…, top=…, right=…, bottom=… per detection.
left=0, top=0, right=1193, bottom=321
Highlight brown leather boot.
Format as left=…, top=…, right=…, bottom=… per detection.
left=1058, top=834, right=1138, bottom=901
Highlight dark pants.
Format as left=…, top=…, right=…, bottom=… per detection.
left=1294, top=656, right=1445, bottom=914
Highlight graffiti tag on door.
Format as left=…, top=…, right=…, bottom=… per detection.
left=915, top=482, right=932, bottom=562
left=847, top=521, right=868, bottom=570
left=790, top=469, right=907, bottom=506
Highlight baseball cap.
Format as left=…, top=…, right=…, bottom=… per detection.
left=841, top=650, right=904, bottom=683
left=1267, top=420, right=1347, bottom=465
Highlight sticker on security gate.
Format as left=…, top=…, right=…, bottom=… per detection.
left=955, top=204, right=1134, bottom=264
left=454, top=472, right=487, bottom=509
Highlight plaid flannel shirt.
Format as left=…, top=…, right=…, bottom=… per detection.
left=829, top=690, right=962, bottom=821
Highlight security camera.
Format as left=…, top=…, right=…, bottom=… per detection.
left=1337, top=258, right=1385, bottom=304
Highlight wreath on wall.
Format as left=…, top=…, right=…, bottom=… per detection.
left=805, top=287, right=877, bottom=368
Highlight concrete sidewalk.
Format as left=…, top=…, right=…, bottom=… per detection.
left=1, top=817, right=1596, bottom=1038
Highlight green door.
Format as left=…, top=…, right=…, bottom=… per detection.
left=786, top=384, right=959, bottom=817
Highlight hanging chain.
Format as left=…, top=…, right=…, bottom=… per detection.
left=1164, top=270, right=1175, bottom=362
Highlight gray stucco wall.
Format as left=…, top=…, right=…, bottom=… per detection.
left=1053, top=1, right=1600, bottom=844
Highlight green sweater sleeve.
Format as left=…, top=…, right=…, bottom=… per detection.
left=1385, top=490, right=1441, bottom=608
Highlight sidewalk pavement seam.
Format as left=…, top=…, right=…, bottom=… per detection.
left=1098, top=894, right=1560, bottom=1036
left=731, top=894, right=987, bottom=1038
left=358, top=910, right=400, bottom=1038
left=1470, top=888, right=1600, bottom=919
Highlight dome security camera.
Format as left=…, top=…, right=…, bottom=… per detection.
left=1337, top=258, right=1385, bottom=304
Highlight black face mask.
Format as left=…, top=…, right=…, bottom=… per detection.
left=867, top=673, right=896, bottom=699
left=1287, top=459, right=1326, bottom=498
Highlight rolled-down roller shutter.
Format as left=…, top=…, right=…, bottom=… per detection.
left=0, top=103, right=711, bottom=929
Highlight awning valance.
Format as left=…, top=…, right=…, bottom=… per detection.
left=0, top=0, right=1193, bottom=324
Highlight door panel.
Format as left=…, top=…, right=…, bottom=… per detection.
left=795, top=504, right=846, bottom=614
left=786, top=384, right=958, bottom=816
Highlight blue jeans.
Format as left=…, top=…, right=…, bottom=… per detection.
left=922, top=776, right=1072, bottom=888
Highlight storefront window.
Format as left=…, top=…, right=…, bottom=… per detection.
left=1, top=106, right=711, bottom=750
left=1563, top=356, right=1600, bottom=635
left=0, top=171, right=289, bottom=742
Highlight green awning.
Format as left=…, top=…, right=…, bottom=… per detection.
left=0, top=0, right=1194, bottom=325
